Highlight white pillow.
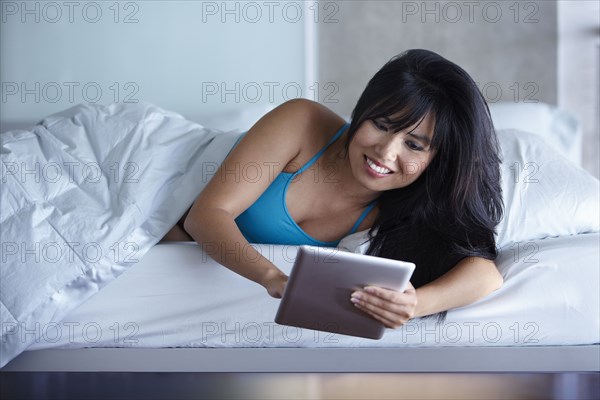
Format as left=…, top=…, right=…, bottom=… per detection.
left=339, top=128, right=599, bottom=253
left=495, top=128, right=598, bottom=247
left=488, top=102, right=582, bottom=167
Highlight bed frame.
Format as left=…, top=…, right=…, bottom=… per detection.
left=3, top=345, right=599, bottom=372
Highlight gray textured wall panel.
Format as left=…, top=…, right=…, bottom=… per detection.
left=318, top=0, right=557, bottom=116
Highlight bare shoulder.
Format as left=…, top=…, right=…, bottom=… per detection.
left=262, top=98, right=345, bottom=135
left=244, top=99, right=346, bottom=165
left=274, top=99, right=347, bottom=166
left=185, top=99, right=344, bottom=220
left=289, top=98, right=347, bottom=138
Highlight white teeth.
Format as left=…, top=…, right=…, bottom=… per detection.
left=366, top=157, right=392, bottom=174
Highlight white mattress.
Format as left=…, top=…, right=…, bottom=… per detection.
left=28, top=232, right=600, bottom=350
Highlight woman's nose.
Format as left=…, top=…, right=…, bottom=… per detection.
left=375, top=135, right=401, bottom=163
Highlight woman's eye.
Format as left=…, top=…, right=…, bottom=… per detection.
left=406, top=141, right=424, bottom=151
left=372, top=119, right=388, bottom=131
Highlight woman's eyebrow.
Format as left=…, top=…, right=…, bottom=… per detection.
left=407, top=131, right=431, bottom=145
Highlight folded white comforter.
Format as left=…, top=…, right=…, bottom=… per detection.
left=1, top=102, right=243, bottom=367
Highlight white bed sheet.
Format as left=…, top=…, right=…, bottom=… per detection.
left=27, top=232, right=599, bottom=351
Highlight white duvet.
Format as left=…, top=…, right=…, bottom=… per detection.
left=1, top=102, right=599, bottom=367
left=1, top=102, right=243, bottom=367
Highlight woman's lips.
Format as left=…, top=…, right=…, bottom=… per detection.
left=364, top=155, right=394, bottom=178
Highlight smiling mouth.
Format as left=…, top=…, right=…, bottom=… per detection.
left=365, top=156, right=394, bottom=174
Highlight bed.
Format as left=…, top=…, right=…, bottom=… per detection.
left=4, top=235, right=600, bottom=373
left=1, top=101, right=599, bottom=374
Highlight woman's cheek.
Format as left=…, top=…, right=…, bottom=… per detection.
left=404, top=159, right=429, bottom=176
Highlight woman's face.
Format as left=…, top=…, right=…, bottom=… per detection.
left=348, top=113, right=436, bottom=191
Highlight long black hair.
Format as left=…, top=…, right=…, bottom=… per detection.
left=345, top=49, right=503, bottom=308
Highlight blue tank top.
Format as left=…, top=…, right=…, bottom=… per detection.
left=233, top=122, right=377, bottom=247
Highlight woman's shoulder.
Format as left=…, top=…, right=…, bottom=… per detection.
left=280, top=99, right=347, bottom=146
left=231, top=100, right=345, bottom=171
left=269, top=99, right=347, bottom=172
left=275, top=98, right=346, bottom=129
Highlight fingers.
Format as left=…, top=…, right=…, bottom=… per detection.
left=364, top=285, right=417, bottom=308
left=351, top=293, right=413, bottom=328
left=350, top=285, right=417, bottom=329
left=352, top=298, right=404, bottom=328
left=267, top=283, right=286, bottom=299
left=266, top=275, right=288, bottom=299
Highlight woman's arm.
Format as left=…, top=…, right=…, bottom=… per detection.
left=351, top=256, right=503, bottom=327
left=413, top=256, right=503, bottom=318
left=185, top=206, right=288, bottom=297
left=183, top=99, right=319, bottom=297
left=160, top=224, right=192, bottom=242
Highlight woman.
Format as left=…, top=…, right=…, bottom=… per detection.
left=162, top=49, right=504, bottom=329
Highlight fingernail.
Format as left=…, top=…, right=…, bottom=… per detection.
left=351, top=291, right=361, bottom=299
left=350, top=297, right=359, bottom=304
left=364, top=287, right=375, bottom=293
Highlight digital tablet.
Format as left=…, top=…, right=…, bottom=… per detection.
left=275, top=245, right=415, bottom=340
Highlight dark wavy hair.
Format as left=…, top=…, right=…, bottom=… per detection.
left=345, top=49, right=504, bottom=318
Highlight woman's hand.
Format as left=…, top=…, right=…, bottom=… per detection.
left=350, top=282, right=417, bottom=329
left=261, top=269, right=289, bottom=299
